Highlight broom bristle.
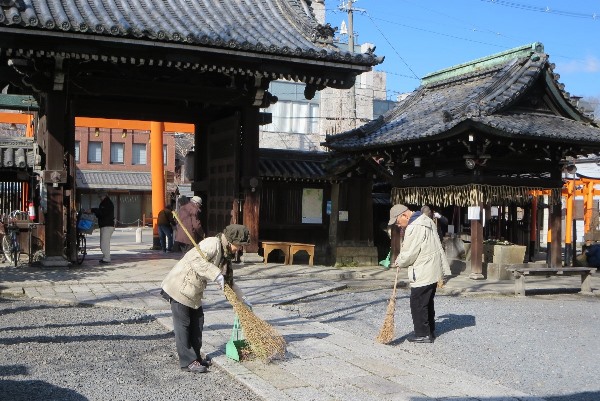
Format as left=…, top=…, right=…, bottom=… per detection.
left=223, top=285, right=286, bottom=362
left=375, top=293, right=396, bottom=344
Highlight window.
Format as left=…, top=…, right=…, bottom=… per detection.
left=262, top=100, right=319, bottom=134
left=88, top=141, right=102, bottom=163
left=132, top=143, right=147, bottom=165
left=110, top=143, right=124, bottom=164
left=75, top=141, right=80, bottom=162
left=163, top=145, right=167, bottom=165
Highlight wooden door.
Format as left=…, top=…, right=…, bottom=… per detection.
left=205, top=115, right=239, bottom=236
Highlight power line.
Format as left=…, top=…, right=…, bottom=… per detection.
left=479, top=0, right=599, bottom=19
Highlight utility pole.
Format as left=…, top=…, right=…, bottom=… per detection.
left=339, top=0, right=364, bottom=129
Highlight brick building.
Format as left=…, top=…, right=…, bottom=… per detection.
left=75, top=127, right=177, bottom=226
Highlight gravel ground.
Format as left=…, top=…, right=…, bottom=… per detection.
left=280, top=286, right=600, bottom=401
left=0, top=297, right=260, bottom=401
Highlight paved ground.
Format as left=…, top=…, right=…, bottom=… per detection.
left=1, top=227, right=599, bottom=401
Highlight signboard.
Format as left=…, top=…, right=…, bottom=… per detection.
left=301, top=188, right=323, bottom=224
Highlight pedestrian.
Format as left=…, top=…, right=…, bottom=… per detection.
left=420, top=205, right=449, bottom=242
left=157, top=204, right=176, bottom=253
left=389, top=204, right=451, bottom=343
left=91, top=192, right=115, bottom=264
left=174, top=195, right=204, bottom=253
left=161, top=224, right=252, bottom=373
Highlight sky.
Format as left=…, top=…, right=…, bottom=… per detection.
left=325, top=0, right=599, bottom=109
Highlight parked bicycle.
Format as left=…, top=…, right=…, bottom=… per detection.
left=64, top=210, right=94, bottom=265
left=1, top=210, right=28, bottom=267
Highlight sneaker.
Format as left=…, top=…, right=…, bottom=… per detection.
left=181, top=360, right=207, bottom=373
left=407, top=335, right=433, bottom=343
left=99, top=259, right=110, bottom=264
left=199, top=358, right=212, bottom=367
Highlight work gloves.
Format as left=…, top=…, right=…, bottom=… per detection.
left=215, top=274, right=225, bottom=290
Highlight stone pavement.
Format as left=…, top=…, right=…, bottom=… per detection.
left=1, top=229, right=598, bottom=401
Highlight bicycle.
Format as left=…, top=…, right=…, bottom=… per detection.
left=71, top=210, right=94, bottom=265
left=1, top=210, right=28, bottom=267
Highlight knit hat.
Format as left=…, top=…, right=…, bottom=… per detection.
left=223, top=224, right=250, bottom=245
left=191, top=196, right=202, bottom=205
left=388, top=204, right=408, bottom=226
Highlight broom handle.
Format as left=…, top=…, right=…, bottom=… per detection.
left=391, top=263, right=400, bottom=297
left=172, top=210, right=209, bottom=261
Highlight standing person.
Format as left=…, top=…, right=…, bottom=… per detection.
left=91, top=192, right=115, bottom=264
left=157, top=204, right=176, bottom=253
left=174, top=195, right=204, bottom=253
left=161, top=224, right=252, bottom=373
left=389, top=204, right=451, bottom=343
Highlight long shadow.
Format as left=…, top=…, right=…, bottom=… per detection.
left=434, top=313, right=476, bottom=337
left=389, top=313, right=475, bottom=345
left=0, top=379, right=89, bottom=401
left=0, top=331, right=173, bottom=346
left=409, top=393, right=599, bottom=401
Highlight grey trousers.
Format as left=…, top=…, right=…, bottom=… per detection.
left=170, top=299, right=204, bottom=368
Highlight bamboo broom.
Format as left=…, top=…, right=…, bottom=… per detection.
left=375, top=262, right=400, bottom=344
left=172, top=211, right=286, bottom=361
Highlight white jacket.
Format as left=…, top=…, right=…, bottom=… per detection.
left=161, top=236, right=224, bottom=309
left=394, top=213, right=451, bottom=288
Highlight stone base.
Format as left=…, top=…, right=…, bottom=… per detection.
left=486, top=263, right=514, bottom=281
left=333, top=246, right=378, bottom=266
left=469, top=272, right=485, bottom=280
left=40, top=256, right=71, bottom=268
left=240, top=252, right=263, bottom=264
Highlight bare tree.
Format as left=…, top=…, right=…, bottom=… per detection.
left=172, top=133, right=194, bottom=183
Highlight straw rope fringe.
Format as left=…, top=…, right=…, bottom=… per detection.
left=223, top=285, right=286, bottom=362
left=391, top=185, right=561, bottom=207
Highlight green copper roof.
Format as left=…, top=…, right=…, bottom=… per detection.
left=421, top=42, right=544, bottom=86
left=0, top=94, right=39, bottom=111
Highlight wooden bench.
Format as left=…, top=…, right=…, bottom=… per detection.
left=260, top=241, right=315, bottom=266
left=289, top=243, right=315, bottom=266
left=507, top=267, right=595, bottom=296
left=261, top=241, right=290, bottom=265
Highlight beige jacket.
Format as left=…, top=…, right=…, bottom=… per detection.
left=161, top=236, right=224, bottom=309
left=395, top=213, right=451, bottom=288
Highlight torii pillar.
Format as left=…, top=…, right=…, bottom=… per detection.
left=150, top=121, right=165, bottom=249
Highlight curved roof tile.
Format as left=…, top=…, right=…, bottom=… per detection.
left=0, top=0, right=381, bottom=66
left=325, top=43, right=598, bottom=152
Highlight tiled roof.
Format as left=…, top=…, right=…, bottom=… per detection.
left=0, top=0, right=381, bottom=68
left=259, top=148, right=330, bottom=182
left=325, top=43, right=600, bottom=152
left=76, top=169, right=177, bottom=192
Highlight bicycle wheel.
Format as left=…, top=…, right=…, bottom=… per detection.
left=2, top=236, right=13, bottom=264
left=76, top=234, right=86, bottom=264
left=11, top=235, right=20, bottom=267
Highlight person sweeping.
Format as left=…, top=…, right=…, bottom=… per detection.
left=389, top=204, right=451, bottom=343
left=161, top=224, right=252, bottom=373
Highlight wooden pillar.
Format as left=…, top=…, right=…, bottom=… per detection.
left=529, top=195, right=538, bottom=262
left=241, top=106, right=260, bottom=255
left=584, top=181, right=594, bottom=234
left=565, top=180, right=574, bottom=266
left=469, top=204, right=484, bottom=280
left=550, top=195, right=562, bottom=268
left=39, top=91, right=70, bottom=262
left=150, top=121, right=165, bottom=249
left=328, top=182, right=340, bottom=265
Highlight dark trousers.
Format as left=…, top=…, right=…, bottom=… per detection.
left=410, top=282, right=437, bottom=337
left=158, top=225, right=173, bottom=252
left=170, top=299, right=204, bottom=368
